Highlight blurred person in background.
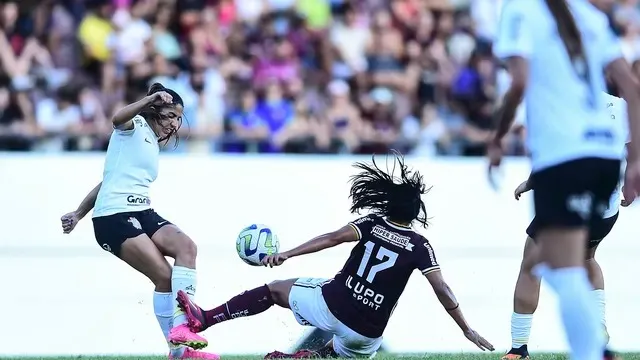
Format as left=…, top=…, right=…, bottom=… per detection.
left=34, top=83, right=83, bottom=152
left=0, top=81, right=35, bottom=151
left=324, top=79, right=362, bottom=153
left=405, top=104, right=451, bottom=156
left=450, top=51, right=495, bottom=156
left=255, top=81, right=295, bottom=152
left=225, top=88, right=270, bottom=152
left=77, top=0, right=116, bottom=91
left=330, top=5, right=370, bottom=81
left=359, top=87, right=402, bottom=154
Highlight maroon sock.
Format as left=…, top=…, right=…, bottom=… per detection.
left=203, top=284, right=274, bottom=326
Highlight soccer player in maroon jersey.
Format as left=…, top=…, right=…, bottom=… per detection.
left=172, top=153, right=495, bottom=358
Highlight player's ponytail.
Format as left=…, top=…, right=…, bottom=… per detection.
left=147, top=82, right=166, bottom=95
left=349, top=151, right=430, bottom=228
left=545, top=0, right=590, bottom=82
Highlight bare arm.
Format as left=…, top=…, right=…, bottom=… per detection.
left=75, top=182, right=102, bottom=219
left=607, top=58, right=640, bottom=159
left=493, top=58, right=527, bottom=142
left=425, top=270, right=471, bottom=332
left=283, top=224, right=359, bottom=259
left=112, top=95, right=156, bottom=129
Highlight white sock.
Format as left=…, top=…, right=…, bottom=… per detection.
left=543, top=267, right=604, bottom=360
left=511, top=313, right=533, bottom=348
left=154, top=291, right=186, bottom=357
left=592, top=289, right=606, bottom=327
left=153, top=291, right=185, bottom=358
left=172, top=266, right=197, bottom=327
left=154, top=291, right=174, bottom=340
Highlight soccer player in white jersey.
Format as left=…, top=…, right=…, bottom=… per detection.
left=502, top=92, right=629, bottom=360
left=491, top=2, right=640, bottom=360
left=59, top=83, right=219, bottom=360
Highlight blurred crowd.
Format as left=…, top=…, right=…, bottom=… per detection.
left=0, top=0, right=639, bottom=155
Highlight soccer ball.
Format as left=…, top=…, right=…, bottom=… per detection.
left=236, top=224, right=280, bottom=266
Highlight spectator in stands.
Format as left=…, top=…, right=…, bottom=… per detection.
left=360, top=87, right=401, bottom=154
left=330, top=6, right=370, bottom=80
left=34, top=83, right=82, bottom=151
left=256, top=81, right=294, bottom=151
left=0, top=82, right=33, bottom=151
left=451, top=51, right=494, bottom=156
left=226, top=89, right=269, bottom=152
left=77, top=0, right=115, bottom=91
left=324, top=79, right=362, bottom=153
left=6, top=0, right=640, bottom=157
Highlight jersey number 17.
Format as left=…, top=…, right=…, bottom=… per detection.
left=356, top=241, right=399, bottom=283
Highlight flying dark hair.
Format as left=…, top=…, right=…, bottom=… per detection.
left=545, top=0, right=592, bottom=92
left=141, top=82, right=185, bottom=146
left=349, top=151, right=430, bottom=227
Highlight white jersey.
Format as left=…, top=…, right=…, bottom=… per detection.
left=93, top=115, right=159, bottom=218
left=603, top=93, right=628, bottom=218
left=494, top=0, right=626, bottom=171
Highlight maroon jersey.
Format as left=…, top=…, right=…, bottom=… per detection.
left=321, top=214, right=440, bottom=338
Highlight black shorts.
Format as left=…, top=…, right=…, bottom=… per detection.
left=92, top=209, right=172, bottom=257
left=527, top=212, right=618, bottom=248
left=530, top=157, right=620, bottom=233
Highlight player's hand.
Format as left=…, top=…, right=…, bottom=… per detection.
left=151, top=91, right=173, bottom=105
left=463, top=329, right=494, bottom=351
left=60, top=211, right=80, bottom=234
left=261, top=253, right=289, bottom=268
left=621, top=185, right=635, bottom=207
left=514, top=180, right=531, bottom=200
left=487, top=139, right=503, bottom=190
left=623, top=160, right=640, bottom=207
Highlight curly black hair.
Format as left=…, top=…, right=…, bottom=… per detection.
left=349, top=151, right=430, bottom=227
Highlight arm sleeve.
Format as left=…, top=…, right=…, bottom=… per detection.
left=493, top=2, right=534, bottom=61
left=414, top=237, right=441, bottom=275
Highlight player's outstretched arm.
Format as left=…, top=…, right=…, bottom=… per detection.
left=60, top=182, right=101, bottom=234
left=282, top=224, right=359, bottom=260
left=425, top=270, right=495, bottom=351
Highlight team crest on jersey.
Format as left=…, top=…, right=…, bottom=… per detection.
left=128, top=217, right=142, bottom=230
left=371, top=225, right=414, bottom=251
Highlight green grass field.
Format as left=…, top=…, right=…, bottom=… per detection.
left=2, top=354, right=640, bottom=360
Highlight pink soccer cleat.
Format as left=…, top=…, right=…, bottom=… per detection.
left=169, top=348, right=220, bottom=360
left=168, top=323, right=208, bottom=350
left=176, top=290, right=208, bottom=332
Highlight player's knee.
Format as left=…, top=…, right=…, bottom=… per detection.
left=268, top=280, right=292, bottom=308
left=175, top=236, right=198, bottom=262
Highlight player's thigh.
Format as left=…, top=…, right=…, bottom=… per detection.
left=332, top=324, right=383, bottom=359
left=268, top=279, right=297, bottom=308
left=287, top=278, right=335, bottom=331
left=92, top=212, right=171, bottom=287
left=140, top=210, right=197, bottom=259
left=120, top=233, right=173, bottom=288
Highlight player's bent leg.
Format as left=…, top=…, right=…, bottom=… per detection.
left=176, top=281, right=286, bottom=333
left=504, top=237, right=540, bottom=360
left=151, top=224, right=208, bottom=350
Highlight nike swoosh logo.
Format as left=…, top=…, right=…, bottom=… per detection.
left=158, top=221, right=168, bottom=226
left=145, top=138, right=152, bottom=144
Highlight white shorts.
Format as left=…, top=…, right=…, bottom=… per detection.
left=288, top=278, right=383, bottom=358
